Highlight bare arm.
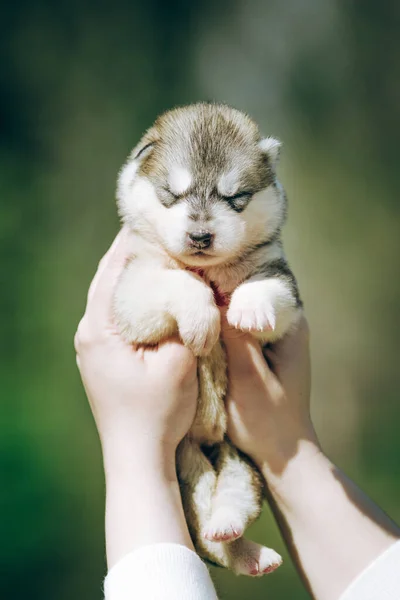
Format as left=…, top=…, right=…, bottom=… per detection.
left=222, top=315, right=400, bottom=600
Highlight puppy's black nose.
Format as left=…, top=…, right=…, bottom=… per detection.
left=188, top=231, right=213, bottom=249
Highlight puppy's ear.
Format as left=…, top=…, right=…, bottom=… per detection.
left=258, top=137, right=282, bottom=168
left=133, top=141, right=155, bottom=161
left=117, top=132, right=157, bottom=200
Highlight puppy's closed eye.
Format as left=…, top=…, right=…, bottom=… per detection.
left=222, top=192, right=253, bottom=212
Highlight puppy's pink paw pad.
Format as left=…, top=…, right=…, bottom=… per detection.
left=262, top=564, right=279, bottom=574
left=231, top=539, right=282, bottom=577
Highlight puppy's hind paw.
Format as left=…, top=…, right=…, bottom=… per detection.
left=230, top=539, right=282, bottom=577
left=203, top=508, right=244, bottom=543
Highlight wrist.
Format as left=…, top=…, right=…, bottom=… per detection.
left=260, top=437, right=325, bottom=500
left=103, top=436, right=193, bottom=568
left=251, top=418, right=320, bottom=476
left=102, top=432, right=178, bottom=484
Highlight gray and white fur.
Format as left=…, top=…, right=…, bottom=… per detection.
left=114, top=103, right=302, bottom=576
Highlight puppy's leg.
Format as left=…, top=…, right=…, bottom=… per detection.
left=178, top=440, right=281, bottom=574
left=178, top=438, right=216, bottom=535
left=227, top=262, right=302, bottom=342
left=228, top=537, right=282, bottom=576
left=203, top=442, right=263, bottom=543
left=114, top=261, right=220, bottom=355
left=190, top=342, right=228, bottom=445
left=177, top=438, right=231, bottom=567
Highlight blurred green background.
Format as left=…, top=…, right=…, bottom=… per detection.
left=1, top=0, right=400, bottom=598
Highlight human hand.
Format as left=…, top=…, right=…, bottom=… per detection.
left=221, top=312, right=319, bottom=476
left=74, top=229, right=199, bottom=565
left=74, top=229, right=198, bottom=467
left=222, top=316, right=400, bottom=600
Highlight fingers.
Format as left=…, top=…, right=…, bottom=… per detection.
left=152, top=337, right=198, bottom=380
left=85, top=227, right=132, bottom=326
left=221, top=310, right=274, bottom=381
left=264, top=315, right=310, bottom=376
left=222, top=311, right=310, bottom=387
left=86, top=231, right=126, bottom=304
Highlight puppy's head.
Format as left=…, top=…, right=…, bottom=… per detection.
left=117, top=103, right=286, bottom=267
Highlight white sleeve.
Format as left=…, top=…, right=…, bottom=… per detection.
left=104, top=543, right=219, bottom=600
left=339, top=540, right=400, bottom=600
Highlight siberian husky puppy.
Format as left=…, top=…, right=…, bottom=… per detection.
left=114, top=103, right=302, bottom=575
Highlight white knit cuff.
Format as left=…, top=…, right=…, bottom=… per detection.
left=104, top=543, right=218, bottom=600
left=340, top=540, right=400, bottom=600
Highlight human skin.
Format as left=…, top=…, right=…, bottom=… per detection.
left=222, top=315, right=400, bottom=600
left=75, top=229, right=400, bottom=598
left=74, top=228, right=199, bottom=568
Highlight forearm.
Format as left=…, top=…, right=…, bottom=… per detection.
left=261, top=440, right=400, bottom=600
left=103, top=439, right=194, bottom=569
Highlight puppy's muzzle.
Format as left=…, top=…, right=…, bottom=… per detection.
left=188, top=231, right=214, bottom=250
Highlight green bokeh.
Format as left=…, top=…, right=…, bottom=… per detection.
left=1, top=1, right=399, bottom=598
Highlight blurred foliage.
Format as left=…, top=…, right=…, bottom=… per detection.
left=1, top=1, right=399, bottom=598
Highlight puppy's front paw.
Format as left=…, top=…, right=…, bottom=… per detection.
left=176, top=287, right=220, bottom=356
left=227, top=284, right=275, bottom=333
